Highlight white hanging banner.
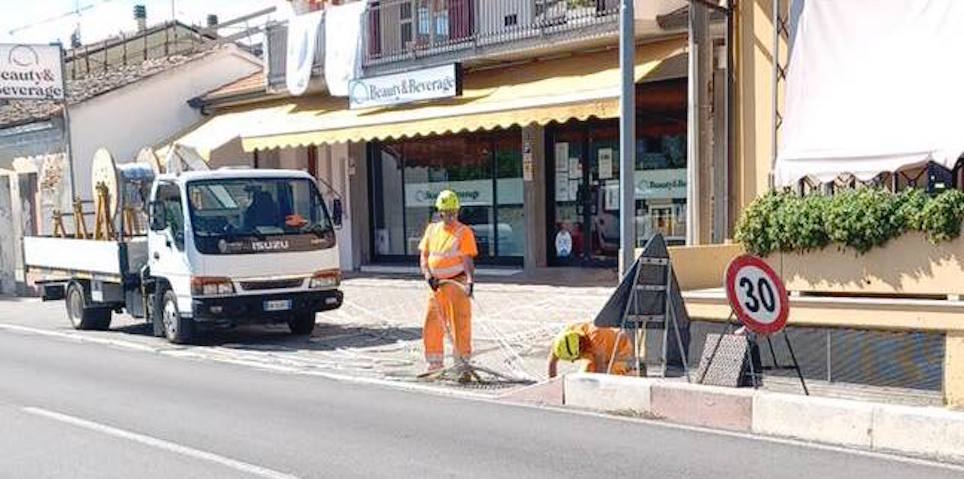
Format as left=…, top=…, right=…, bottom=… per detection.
left=324, top=0, right=367, bottom=97
left=285, top=10, right=324, bottom=96
left=776, top=0, right=964, bottom=185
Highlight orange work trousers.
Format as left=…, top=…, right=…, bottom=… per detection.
left=423, top=281, right=472, bottom=366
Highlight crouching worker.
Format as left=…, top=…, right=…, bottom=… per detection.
left=548, top=322, right=635, bottom=378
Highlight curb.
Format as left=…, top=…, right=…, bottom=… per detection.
left=563, top=373, right=964, bottom=464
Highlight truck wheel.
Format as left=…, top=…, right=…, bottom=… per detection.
left=161, top=289, right=194, bottom=344
left=65, top=282, right=112, bottom=331
left=288, top=312, right=316, bottom=335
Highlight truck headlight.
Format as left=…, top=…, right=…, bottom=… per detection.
left=309, top=270, right=340, bottom=289
left=191, top=277, right=235, bottom=296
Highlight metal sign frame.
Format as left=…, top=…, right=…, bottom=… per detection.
left=697, top=255, right=808, bottom=394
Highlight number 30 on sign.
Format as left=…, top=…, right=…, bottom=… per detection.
left=724, top=255, right=789, bottom=335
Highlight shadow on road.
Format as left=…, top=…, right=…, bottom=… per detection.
left=111, top=320, right=422, bottom=352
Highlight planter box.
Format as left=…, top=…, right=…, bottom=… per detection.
left=764, top=232, right=964, bottom=297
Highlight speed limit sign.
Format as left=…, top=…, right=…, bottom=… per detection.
left=724, top=255, right=789, bottom=335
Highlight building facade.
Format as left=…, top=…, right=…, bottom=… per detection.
left=180, top=0, right=732, bottom=273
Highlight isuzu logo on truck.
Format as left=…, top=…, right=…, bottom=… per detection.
left=251, top=239, right=290, bottom=251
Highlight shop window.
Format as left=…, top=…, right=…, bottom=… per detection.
left=370, top=129, right=525, bottom=263
left=371, top=147, right=405, bottom=256
left=495, top=135, right=524, bottom=257
left=547, top=79, right=688, bottom=266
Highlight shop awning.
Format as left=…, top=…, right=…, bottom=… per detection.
left=154, top=108, right=254, bottom=161
left=775, top=0, right=964, bottom=185
left=240, top=37, right=687, bottom=151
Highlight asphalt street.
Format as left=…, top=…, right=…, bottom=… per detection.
left=0, top=324, right=960, bottom=478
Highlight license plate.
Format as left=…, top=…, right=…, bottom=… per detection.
left=264, top=299, right=292, bottom=312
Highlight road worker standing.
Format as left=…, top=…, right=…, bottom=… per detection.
left=419, top=190, right=478, bottom=381
left=548, top=321, right=635, bottom=378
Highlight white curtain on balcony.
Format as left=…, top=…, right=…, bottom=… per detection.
left=324, top=0, right=368, bottom=97
left=286, top=10, right=324, bottom=96
left=775, top=0, right=964, bottom=186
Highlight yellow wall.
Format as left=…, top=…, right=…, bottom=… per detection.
left=733, top=0, right=785, bottom=215
left=633, top=243, right=744, bottom=291
left=668, top=244, right=744, bottom=290
left=946, top=332, right=964, bottom=409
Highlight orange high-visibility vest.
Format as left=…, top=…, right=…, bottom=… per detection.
left=570, top=322, right=634, bottom=375
left=419, top=221, right=478, bottom=279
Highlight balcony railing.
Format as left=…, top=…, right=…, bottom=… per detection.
left=265, top=20, right=326, bottom=90
left=364, top=0, right=619, bottom=66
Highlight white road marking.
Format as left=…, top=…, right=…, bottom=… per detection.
left=0, top=323, right=159, bottom=353
left=5, top=322, right=964, bottom=470
left=21, top=407, right=299, bottom=479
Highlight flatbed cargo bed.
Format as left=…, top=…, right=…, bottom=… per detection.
left=23, top=236, right=149, bottom=283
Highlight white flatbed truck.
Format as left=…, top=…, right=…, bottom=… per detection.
left=24, top=168, right=343, bottom=344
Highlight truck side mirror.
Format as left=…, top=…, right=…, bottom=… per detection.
left=149, top=201, right=167, bottom=231
left=331, top=198, right=343, bottom=229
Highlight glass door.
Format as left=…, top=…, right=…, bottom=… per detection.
left=549, top=128, right=586, bottom=265
left=549, top=122, right=620, bottom=267
left=586, top=137, right=620, bottom=264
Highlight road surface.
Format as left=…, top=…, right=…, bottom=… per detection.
left=0, top=325, right=959, bottom=478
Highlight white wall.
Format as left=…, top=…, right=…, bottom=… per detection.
left=0, top=175, right=14, bottom=293
left=208, top=138, right=254, bottom=168
left=323, top=143, right=354, bottom=271
left=68, top=48, right=261, bottom=200
left=279, top=148, right=301, bottom=170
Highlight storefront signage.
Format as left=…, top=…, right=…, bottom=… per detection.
left=522, top=141, right=533, bottom=182
left=554, top=143, right=569, bottom=172
left=555, top=230, right=573, bottom=257
left=601, top=169, right=687, bottom=211
left=568, top=158, right=582, bottom=180
left=0, top=44, right=64, bottom=100
left=635, top=169, right=687, bottom=200
left=404, top=178, right=523, bottom=208
left=555, top=176, right=569, bottom=201
left=598, top=148, right=614, bottom=179
left=348, top=63, right=461, bottom=109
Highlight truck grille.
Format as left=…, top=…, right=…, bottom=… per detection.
left=239, top=278, right=304, bottom=291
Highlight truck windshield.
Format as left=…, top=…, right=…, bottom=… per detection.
left=186, top=177, right=334, bottom=254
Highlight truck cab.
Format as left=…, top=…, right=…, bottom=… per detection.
left=147, top=168, right=343, bottom=343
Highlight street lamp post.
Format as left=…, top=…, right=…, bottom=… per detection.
left=619, top=0, right=636, bottom=277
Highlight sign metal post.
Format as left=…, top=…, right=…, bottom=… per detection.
left=697, top=254, right=808, bottom=394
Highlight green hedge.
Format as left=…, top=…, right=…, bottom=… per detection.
left=735, top=188, right=964, bottom=257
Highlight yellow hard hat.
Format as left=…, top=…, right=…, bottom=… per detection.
left=435, top=189, right=460, bottom=212
left=553, top=330, right=582, bottom=361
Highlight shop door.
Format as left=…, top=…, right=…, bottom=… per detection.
left=549, top=126, right=620, bottom=267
